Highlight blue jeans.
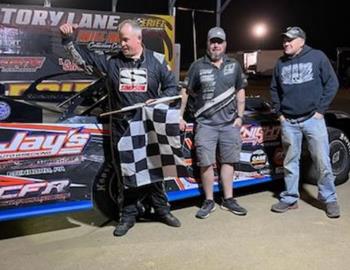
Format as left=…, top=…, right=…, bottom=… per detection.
left=280, top=116, right=337, bottom=204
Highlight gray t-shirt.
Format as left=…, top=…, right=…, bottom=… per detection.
left=186, top=54, right=246, bottom=125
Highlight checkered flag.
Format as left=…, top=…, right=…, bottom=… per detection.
left=118, top=102, right=188, bottom=187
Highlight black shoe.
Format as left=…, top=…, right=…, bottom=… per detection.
left=158, top=213, right=181, bottom=227
left=271, top=201, right=298, bottom=213
left=113, top=221, right=135, bottom=237
left=221, top=198, right=247, bottom=216
left=195, top=199, right=216, bottom=219
left=325, top=201, right=340, bottom=218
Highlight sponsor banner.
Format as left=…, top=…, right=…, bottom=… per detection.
left=0, top=4, right=175, bottom=100
left=0, top=122, right=105, bottom=209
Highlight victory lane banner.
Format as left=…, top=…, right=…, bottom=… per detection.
left=0, top=4, right=175, bottom=100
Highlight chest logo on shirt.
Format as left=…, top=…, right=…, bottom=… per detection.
left=199, top=69, right=214, bottom=83
left=119, top=68, right=148, bottom=92
left=223, top=63, right=236, bottom=75
left=281, top=62, right=313, bottom=85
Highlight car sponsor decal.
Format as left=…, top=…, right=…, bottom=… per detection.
left=0, top=56, right=45, bottom=72
left=0, top=175, right=70, bottom=206
left=0, top=101, right=11, bottom=120
left=250, top=149, right=268, bottom=169
left=241, top=125, right=280, bottom=145
left=0, top=129, right=90, bottom=160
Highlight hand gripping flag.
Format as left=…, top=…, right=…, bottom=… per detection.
left=117, top=101, right=188, bottom=187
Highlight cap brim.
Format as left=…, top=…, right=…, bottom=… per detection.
left=281, top=33, right=297, bottom=39
left=282, top=33, right=305, bottom=40
left=208, top=36, right=225, bottom=41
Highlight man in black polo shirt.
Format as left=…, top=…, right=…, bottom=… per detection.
left=180, top=27, right=247, bottom=219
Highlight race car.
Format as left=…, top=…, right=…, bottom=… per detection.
left=0, top=79, right=349, bottom=222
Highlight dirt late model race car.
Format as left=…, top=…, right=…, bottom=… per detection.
left=0, top=80, right=349, bottom=222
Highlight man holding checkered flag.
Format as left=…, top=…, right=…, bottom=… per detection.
left=60, top=19, right=182, bottom=236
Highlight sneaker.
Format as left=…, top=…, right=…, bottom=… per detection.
left=158, top=213, right=181, bottom=227
left=221, top=198, right=247, bottom=216
left=195, top=199, right=216, bottom=219
left=271, top=201, right=298, bottom=213
left=113, top=221, right=135, bottom=237
left=325, top=201, right=340, bottom=218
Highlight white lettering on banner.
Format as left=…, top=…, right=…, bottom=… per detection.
left=0, top=129, right=90, bottom=160
left=1, top=8, right=16, bottom=24
left=15, top=9, right=32, bottom=25
left=32, top=10, right=47, bottom=26
left=66, top=12, right=75, bottom=25
left=0, top=180, right=70, bottom=200
left=7, top=166, right=66, bottom=177
left=93, top=14, right=108, bottom=29
left=79, top=13, right=93, bottom=28
left=106, top=16, right=119, bottom=29
left=119, top=68, right=148, bottom=92
left=49, top=11, right=64, bottom=26
left=0, top=7, right=120, bottom=30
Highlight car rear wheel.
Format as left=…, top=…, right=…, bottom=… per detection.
left=302, top=127, right=350, bottom=185
left=92, top=162, right=120, bottom=221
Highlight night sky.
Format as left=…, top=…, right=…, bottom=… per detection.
left=2, top=0, right=349, bottom=68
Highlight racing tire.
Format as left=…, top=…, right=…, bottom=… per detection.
left=92, top=162, right=120, bottom=221
left=302, top=127, right=350, bottom=186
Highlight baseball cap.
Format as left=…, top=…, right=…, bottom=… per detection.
left=207, top=27, right=226, bottom=41
left=282, top=26, right=306, bottom=40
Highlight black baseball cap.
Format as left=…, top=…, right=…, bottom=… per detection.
left=282, top=26, right=306, bottom=40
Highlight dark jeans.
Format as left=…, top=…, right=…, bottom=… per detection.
left=121, top=181, right=171, bottom=223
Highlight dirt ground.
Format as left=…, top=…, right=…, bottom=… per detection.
left=1, top=180, right=350, bottom=270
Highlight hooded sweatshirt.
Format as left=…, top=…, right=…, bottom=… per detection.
left=270, top=45, right=339, bottom=118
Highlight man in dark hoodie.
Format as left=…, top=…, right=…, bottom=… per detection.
left=269, top=26, right=340, bottom=218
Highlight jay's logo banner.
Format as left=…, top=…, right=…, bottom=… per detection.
left=0, top=4, right=175, bottom=99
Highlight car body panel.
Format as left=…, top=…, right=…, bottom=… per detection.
left=0, top=122, right=105, bottom=221
left=1, top=98, right=349, bottom=222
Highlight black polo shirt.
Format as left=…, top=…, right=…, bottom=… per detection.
left=186, top=54, right=246, bottom=125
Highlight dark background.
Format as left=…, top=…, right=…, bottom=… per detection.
left=1, top=0, right=349, bottom=68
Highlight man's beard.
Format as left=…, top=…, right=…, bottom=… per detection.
left=207, top=50, right=224, bottom=61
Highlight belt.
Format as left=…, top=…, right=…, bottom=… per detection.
left=285, top=113, right=314, bottom=124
